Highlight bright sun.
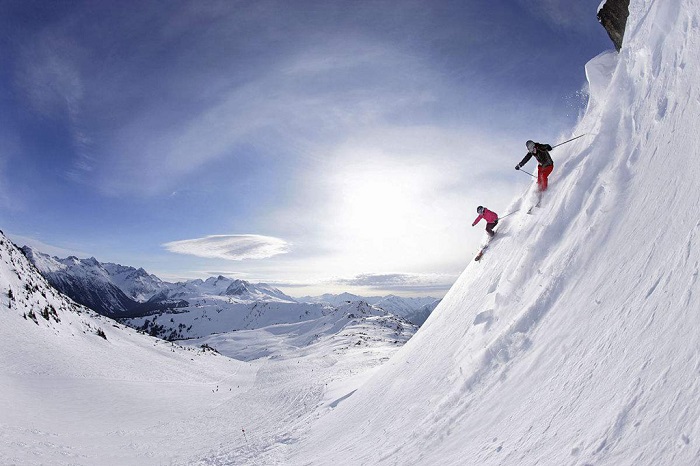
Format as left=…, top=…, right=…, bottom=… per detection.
left=327, top=158, right=439, bottom=275
left=342, top=172, right=410, bottom=234
left=319, top=149, right=465, bottom=274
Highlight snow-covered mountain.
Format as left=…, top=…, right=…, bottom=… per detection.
left=127, top=298, right=331, bottom=340
left=124, top=290, right=420, bottom=351
left=288, top=1, right=700, bottom=464
left=372, top=295, right=440, bottom=324
left=189, top=300, right=417, bottom=362
left=21, top=247, right=300, bottom=319
left=1, top=229, right=415, bottom=464
left=100, top=262, right=166, bottom=301
left=155, top=274, right=297, bottom=303
left=401, top=299, right=440, bottom=326
left=19, top=245, right=419, bottom=359
left=300, top=292, right=440, bottom=325
left=21, top=247, right=142, bottom=317
left=299, top=291, right=371, bottom=307
left=22, top=248, right=438, bottom=337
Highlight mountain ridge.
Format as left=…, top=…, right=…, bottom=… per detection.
left=21, top=246, right=439, bottom=327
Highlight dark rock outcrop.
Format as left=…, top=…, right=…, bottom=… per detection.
left=597, top=0, right=630, bottom=52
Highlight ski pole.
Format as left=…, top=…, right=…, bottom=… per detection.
left=551, top=133, right=587, bottom=149
left=499, top=211, right=518, bottom=219
left=518, top=169, right=536, bottom=178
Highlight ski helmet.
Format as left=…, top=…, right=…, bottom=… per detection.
left=526, top=140, right=536, bottom=153
left=477, top=206, right=484, bottom=214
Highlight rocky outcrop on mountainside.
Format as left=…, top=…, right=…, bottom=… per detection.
left=597, top=0, right=630, bottom=51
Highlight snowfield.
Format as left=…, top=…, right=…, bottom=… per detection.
left=1, top=233, right=415, bottom=465
left=3, top=0, right=700, bottom=465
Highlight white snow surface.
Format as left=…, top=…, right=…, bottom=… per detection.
left=188, top=300, right=416, bottom=361
left=3, top=0, right=700, bottom=464
left=290, top=0, right=700, bottom=464
left=1, top=233, right=413, bottom=465
left=0, top=233, right=247, bottom=464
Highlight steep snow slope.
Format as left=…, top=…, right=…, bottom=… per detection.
left=290, top=1, right=700, bottom=465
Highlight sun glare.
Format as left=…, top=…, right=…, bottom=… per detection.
left=324, top=157, right=442, bottom=275
left=317, top=147, right=469, bottom=275
left=343, top=173, right=409, bottom=233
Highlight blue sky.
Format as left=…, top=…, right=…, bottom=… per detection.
left=1, top=0, right=611, bottom=297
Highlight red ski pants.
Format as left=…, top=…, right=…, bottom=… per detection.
left=538, top=164, right=554, bottom=191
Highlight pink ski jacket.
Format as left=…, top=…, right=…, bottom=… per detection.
left=472, top=208, right=498, bottom=226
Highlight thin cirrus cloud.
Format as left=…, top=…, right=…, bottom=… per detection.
left=163, top=234, right=290, bottom=261
left=99, top=40, right=432, bottom=197
left=332, top=273, right=457, bottom=293
left=516, top=0, right=594, bottom=31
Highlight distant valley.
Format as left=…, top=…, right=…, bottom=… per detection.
left=20, top=247, right=440, bottom=360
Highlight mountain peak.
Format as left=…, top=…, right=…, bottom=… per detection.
left=225, top=279, right=250, bottom=296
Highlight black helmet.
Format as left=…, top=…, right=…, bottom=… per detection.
left=477, top=206, right=484, bottom=214
left=526, top=140, right=536, bottom=153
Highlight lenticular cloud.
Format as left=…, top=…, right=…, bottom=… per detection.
left=163, top=234, right=289, bottom=260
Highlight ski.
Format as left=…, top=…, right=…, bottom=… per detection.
left=474, top=231, right=499, bottom=261
left=526, top=202, right=540, bottom=215
left=526, top=193, right=542, bottom=214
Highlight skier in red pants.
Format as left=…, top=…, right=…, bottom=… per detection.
left=516, top=140, right=554, bottom=191
left=472, top=206, right=499, bottom=238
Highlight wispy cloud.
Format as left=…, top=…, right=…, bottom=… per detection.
left=0, top=138, right=10, bottom=208
left=332, top=273, right=456, bottom=293
left=517, top=0, right=595, bottom=31
left=15, top=27, right=95, bottom=181
left=99, top=37, right=436, bottom=196
left=16, top=34, right=84, bottom=119
left=163, top=234, right=290, bottom=261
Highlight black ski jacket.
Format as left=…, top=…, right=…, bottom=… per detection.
left=518, top=143, right=553, bottom=168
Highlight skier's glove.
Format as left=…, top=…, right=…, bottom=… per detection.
left=515, top=164, right=520, bottom=170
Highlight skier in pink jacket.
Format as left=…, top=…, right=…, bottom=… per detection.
left=472, top=206, right=499, bottom=237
